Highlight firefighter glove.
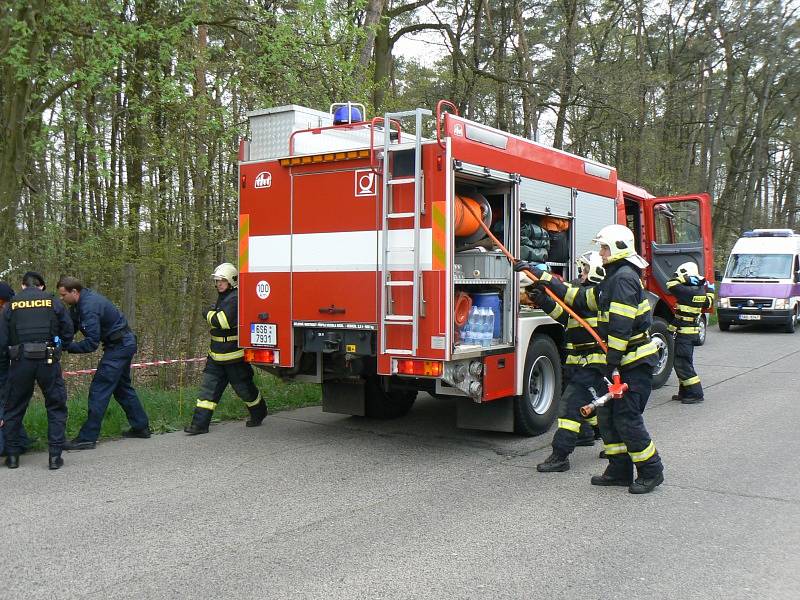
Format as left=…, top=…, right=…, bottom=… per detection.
left=526, top=285, right=547, bottom=307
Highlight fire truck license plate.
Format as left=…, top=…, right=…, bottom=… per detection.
left=739, top=314, right=761, bottom=320
left=250, top=323, right=277, bottom=346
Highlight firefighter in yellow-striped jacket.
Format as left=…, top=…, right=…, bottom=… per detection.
left=667, top=262, right=713, bottom=405
left=521, top=252, right=605, bottom=473
left=185, top=263, right=267, bottom=435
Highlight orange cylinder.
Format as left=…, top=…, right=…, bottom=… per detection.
left=454, top=195, right=483, bottom=237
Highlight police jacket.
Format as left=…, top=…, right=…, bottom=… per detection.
left=65, top=288, right=131, bottom=354
left=0, top=287, right=74, bottom=374
left=537, top=278, right=604, bottom=368
left=206, top=288, right=243, bottom=363
left=666, top=277, right=713, bottom=339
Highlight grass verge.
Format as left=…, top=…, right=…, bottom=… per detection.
left=17, top=370, right=320, bottom=452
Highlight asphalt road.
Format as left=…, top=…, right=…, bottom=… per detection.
left=2, top=325, right=799, bottom=600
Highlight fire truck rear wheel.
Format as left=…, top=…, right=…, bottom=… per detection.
left=364, top=376, right=417, bottom=419
left=649, top=317, right=674, bottom=390
left=514, top=335, right=562, bottom=436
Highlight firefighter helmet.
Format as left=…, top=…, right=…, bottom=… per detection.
left=674, top=261, right=700, bottom=281
left=593, top=224, right=648, bottom=268
left=212, top=263, right=238, bottom=288
left=577, top=251, right=606, bottom=283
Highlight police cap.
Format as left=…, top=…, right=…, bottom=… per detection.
left=0, top=282, right=14, bottom=301
left=22, top=271, right=46, bottom=290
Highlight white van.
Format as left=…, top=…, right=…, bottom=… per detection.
left=717, top=229, right=800, bottom=332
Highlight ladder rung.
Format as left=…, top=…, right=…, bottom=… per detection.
left=385, top=349, right=414, bottom=355
left=387, top=212, right=414, bottom=219
left=384, top=315, right=413, bottom=323
left=386, top=246, right=414, bottom=253
left=388, top=178, right=415, bottom=185
left=387, top=281, right=413, bottom=287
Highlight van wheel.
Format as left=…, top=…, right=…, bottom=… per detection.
left=364, top=376, right=417, bottom=419
left=784, top=307, right=797, bottom=333
left=650, top=317, right=674, bottom=390
left=694, top=314, right=707, bottom=346
left=514, top=335, right=561, bottom=436
left=718, top=320, right=731, bottom=331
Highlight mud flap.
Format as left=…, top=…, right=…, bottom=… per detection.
left=456, top=397, right=514, bottom=432
left=322, top=380, right=366, bottom=416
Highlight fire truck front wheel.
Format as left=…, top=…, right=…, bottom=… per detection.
left=514, top=335, right=562, bottom=436
left=364, top=376, right=418, bottom=419
left=649, top=317, right=675, bottom=389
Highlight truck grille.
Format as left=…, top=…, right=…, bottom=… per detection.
left=729, top=298, right=773, bottom=309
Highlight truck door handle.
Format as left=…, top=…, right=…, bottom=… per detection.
left=319, top=305, right=346, bottom=315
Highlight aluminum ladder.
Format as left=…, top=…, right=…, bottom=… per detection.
left=379, top=108, right=432, bottom=356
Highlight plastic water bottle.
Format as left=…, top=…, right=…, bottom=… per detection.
left=478, top=307, right=491, bottom=347
left=463, top=307, right=479, bottom=345
left=485, top=307, right=495, bottom=346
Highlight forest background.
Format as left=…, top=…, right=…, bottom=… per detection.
left=1, top=0, right=798, bottom=361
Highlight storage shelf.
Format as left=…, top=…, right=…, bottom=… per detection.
left=454, top=278, right=508, bottom=285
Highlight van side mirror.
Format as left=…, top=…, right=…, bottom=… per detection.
left=714, top=269, right=721, bottom=282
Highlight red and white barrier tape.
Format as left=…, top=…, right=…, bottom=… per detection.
left=63, top=356, right=206, bottom=377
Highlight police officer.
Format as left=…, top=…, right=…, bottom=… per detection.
left=184, top=263, right=267, bottom=435
left=667, top=261, right=713, bottom=404
left=56, top=276, right=150, bottom=450
left=0, top=272, right=74, bottom=469
left=521, top=252, right=606, bottom=473
left=0, top=282, right=33, bottom=456
left=529, top=225, right=665, bottom=494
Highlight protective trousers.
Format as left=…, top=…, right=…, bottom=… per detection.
left=552, top=367, right=603, bottom=455
left=597, top=364, right=663, bottom=481
left=3, top=357, right=68, bottom=455
left=190, top=359, right=263, bottom=428
left=76, top=333, right=149, bottom=442
left=673, top=335, right=703, bottom=399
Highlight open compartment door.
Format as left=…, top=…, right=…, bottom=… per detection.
left=642, top=193, right=714, bottom=294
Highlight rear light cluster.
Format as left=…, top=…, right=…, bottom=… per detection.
left=244, top=348, right=280, bottom=364
left=394, top=359, right=443, bottom=377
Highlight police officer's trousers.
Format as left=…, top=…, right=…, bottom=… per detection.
left=3, top=357, right=68, bottom=456
left=76, top=333, right=149, bottom=442
left=597, top=364, right=663, bottom=481
left=673, top=335, right=703, bottom=399
left=552, top=367, right=603, bottom=455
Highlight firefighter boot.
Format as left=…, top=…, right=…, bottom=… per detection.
left=184, top=407, right=213, bottom=435
left=671, top=394, right=683, bottom=402
left=245, top=397, right=268, bottom=428
left=591, top=464, right=633, bottom=486
left=49, top=454, right=64, bottom=470
left=537, top=452, right=570, bottom=472
left=5, top=455, right=20, bottom=469
left=629, top=472, right=665, bottom=494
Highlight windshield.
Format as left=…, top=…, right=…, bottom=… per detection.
left=725, top=254, right=793, bottom=279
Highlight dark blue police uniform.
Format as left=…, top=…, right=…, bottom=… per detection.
left=66, top=288, right=150, bottom=444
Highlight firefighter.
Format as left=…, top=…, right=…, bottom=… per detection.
left=57, top=276, right=151, bottom=450
left=0, top=272, right=74, bottom=469
left=184, top=263, right=267, bottom=435
left=667, top=261, right=713, bottom=404
left=521, top=252, right=606, bottom=473
left=525, top=224, right=665, bottom=494
left=0, top=282, right=33, bottom=457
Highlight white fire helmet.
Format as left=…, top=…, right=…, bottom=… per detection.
left=593, top=224, right=648, bottom=268
left=674, top=261, right=700, bottom=280
left=212, top=262, right=238, bottom=288
left=577, top=251, right=606, bottom=283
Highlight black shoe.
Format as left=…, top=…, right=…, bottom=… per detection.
left=671, top=394, right=683, bottom=402
left=590, top=473, right=633, bottom=486
left=246, top=401, right=268, bottom=428
left=184, top=423, right=209, bottom=435
left=598, top=450, right=607, bottom=459
left=593, top=427, right=602, bottom=440
left=64, top=439, right=96, bottom=451
left=681, top=396, right=704, bottom=404
left=629, top=473, right=664, bottom=494
left=122, top=427, right=151, bottom=439
left=537, top=452, right=570, bottom=472
left=575, top=435, right=595, bottom=447
left=5, top=455, right=19, bottom=469
left=49, top=455, right=64, bottom=470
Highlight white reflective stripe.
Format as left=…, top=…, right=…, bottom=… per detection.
left=558, top=418, right=582, bottom=433
left=209, top=349, right=245, bottom=361
left=629, top=441, right=656, bottom=462
left=680, top=375, right=701, bottom=386
left=607, top=335, right=628, bottom=351
left=565, top=353, right=606, bottom=365
left=620, top=341, right=658, bottom=366
left=604, top=443, right=628, bottom=455
left=548, top=304, right=564, bottom=320
left=196, top=400, right=218, bottom=410
left=610, top=302, right=636, bottom=319
left=636, top=300, right=650, bottom=316
left=245, top=392, right=262, bottom=408
left=585, top=415, right=598, bottom=426
left=565, top=286, right=579, bottom=305
left=215, top=311, right=230, bottom=330
left=678, top=304, right=702, bottom=314
left=587, top=289, right=598, bottom=312
left=205, top=311, right=215, bottom=326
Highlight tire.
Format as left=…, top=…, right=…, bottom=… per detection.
left=784, top=307, right=797, bottom=333
left=718, top=319, right=731, bottom=331
left=694, top=314, right=707, bottom=346
left=649, top=317, right=675, bottom=390
left=514, top=335, right=562, bottom=436
left=364, top=376, right=417, bottom=419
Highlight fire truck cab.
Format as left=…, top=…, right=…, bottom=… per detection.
left=237, top=102, right=713, bottom=435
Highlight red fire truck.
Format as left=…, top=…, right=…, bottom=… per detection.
left=237, top=102, right=714, bottom=435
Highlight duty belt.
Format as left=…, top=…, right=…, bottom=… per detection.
left=104, top=326, right=132, bottom=344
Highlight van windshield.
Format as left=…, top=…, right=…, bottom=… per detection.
left=725, top=254, right=793, bottom=279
